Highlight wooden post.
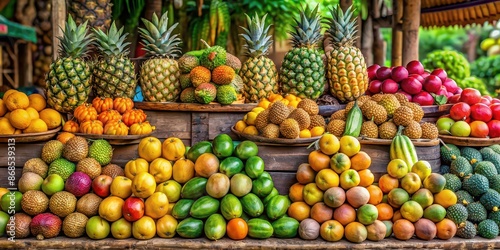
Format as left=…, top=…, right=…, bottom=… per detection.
left=391, top=0, right=403, bottom=66
left=51, top=0, right=66, bottom=61
left=402, top=0, right=420, bottom=65
left=361, top=0, right=373, bottom=66
left=340, top=0, right=353, bottom=12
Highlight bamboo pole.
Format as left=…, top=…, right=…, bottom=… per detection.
left=391, top=0, right=403, bottom=66
left=402, top=0, right=421, bottom=65
left=52, top=0, right=66, bottom=61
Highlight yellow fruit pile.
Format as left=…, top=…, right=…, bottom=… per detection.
left=63, top=97, right=155, bottom=136
left=234, top=93, right=326, bottom=139
left=0, top=89, right=61, bottom=135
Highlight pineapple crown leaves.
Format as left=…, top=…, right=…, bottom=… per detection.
left=139, top=12, right=182, bottom=58
left=239, top=13, right=273, bottom=58
left=58, top=15, right=94, bottom=58
left=93, top=21, right=131, bottom=57
left=290, top=4, right=323, bottom=48
left=325, top=5, right=359, bottom=46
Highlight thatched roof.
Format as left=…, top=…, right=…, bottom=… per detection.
left=421, top=0, right=500, bottom=27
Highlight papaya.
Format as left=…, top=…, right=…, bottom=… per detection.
left=262, top=187, right=279, bottom=206
left=204, top=213, right=227, bottom=240
left=247, top=218, right=273, bottom=239
left=219, top=157, right=244, bottom=178
left=176, top=217, right=203, bottom=238
left=186, top=141, right=213, bottom=162
left=212, top=134, right=234, bottom=159
left=190, top=195, right=220, bottom=219
left=245, top=156, right=265, bottom=179
left=240, top=193, right=264, bottom=217
left=181, top=177, right=207, bottom=199
left=266, top=195, right=291, bottom=220
left=234, top=140, right=258, bottom=160
left=171, top=199, right=194, bottom=219
left=252, top=175, right=274, bottom=198
left=272, top=217, right=299, bottom=238
left=221, top=194, right=243, bottom=220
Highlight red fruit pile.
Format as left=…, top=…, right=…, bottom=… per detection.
left=446, top=88, right=500, bottom=138
left=366, top=61, right=462, bottom=106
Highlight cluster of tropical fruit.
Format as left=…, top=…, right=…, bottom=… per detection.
left=0, top=135, right=116, bottom=240
left=479, top=21, right=500, bottom=57
left=62, top=97, right=154, bottom=136
left=234, top=95, right=326, bottom=139
left=439, top=143, right=500, bottom=239
left=177, top=43, right=242, bottom=105
left=0, top=90, right=62, bottom=135
left=437, top=88, right=500, bottom=138
left=329, top=93, right=439, bottom=140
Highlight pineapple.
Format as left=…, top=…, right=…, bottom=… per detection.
left=67, top=0, right=112, bottom=31
left=93, top=21, right=136, bottom=98
left=239, top=13, right=278, bottom=103
left=280, top=5, right=325, bottom=100
left=139, top=12, right=182, bottom=102
left=325, top=5, right=368, bottom=103
left=45, top=15, right=93, bottom=113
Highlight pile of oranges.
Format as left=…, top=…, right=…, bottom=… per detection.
left=287, top=134, right=458, bottom=242
left=0, top=89, right=62, bottom=135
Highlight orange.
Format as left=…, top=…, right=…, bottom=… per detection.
left=433, top=189, right=457, bottom=208
left=289, top=183, right=305, bottom=202
left=5, top=91, right=29, bottom=111
left=392, top=210, right=403, bottom=222
left=366, top=185, right=383, bottom=205
left=57, top=132, right=75, bottom=144
left=378, top=174, right=399, bottom=194
left=310, top=202, right=333, bottom=224
left=242, top=125, right=258, bottom=135
left=470, top=120, right=489, bottom=138
left=318, top=133, right=340, bottom=155
left=2, top=89, right=18, bottom=101
left=376, top=203, right=394, bottom=221
left=392, top=219, right=415, bottom=240
left=350, top=151, right=371, bottom=171
left=330, top=152, right=351, bottom=174
left=0, top=117, right=15, bottom=134
left=257, top=98, right=271, bottom=109
left=435, top=218, right=457, bottom=240
left=25, top=107, right=39, bottom=120
left=268, top=93, right=283, bottom=103
left=289, top=100, right=300, bottom=108
left=23, top=118, right=48, bottom=133
left=299, top=129, right=311, bottom=138
left=28, top=93, right=46, bottom=111
left=14, top=129, right=21, bottom=134
left=0, top=99, right=7, bottom=116
left=288, top=201, right=311, bottom=221
left=358, top=169, right=374, bottom=187
left=226, top=218, right=248, bottom=240
left=344, top=221, right=367, bottom=243
left=234, top=120, right=247, bottom=132
left=310, top=126, right=325, bottom=137
left=9, top=109, right=31, bottom=129
left=284, top=94, right=297, bottom=102
left=39, top=108, right=62, bottom=129
left=308, top=150, right=330, bottom=172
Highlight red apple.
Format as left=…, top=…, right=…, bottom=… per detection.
left=376, top=66, right=392, bottom=81
left=391, top=66, right=409, bottom=83
left=483, top=95, right=493, bottom=102
left=443, top=78, right=458, bottom=93
left=412, top=91, right=435, bottom=106
left=492, top=98, right=500, bottom=104
left=406, top=60, right=425, bottom=75
left=480, top=97, right=491, bottom=106
left=396, top=90, right=413, bottom=102
left=455, top=88, right=463, bottom=95
left=490, top=103, right=500, bottom=120
left=381, top=79, right=399, bottom=93
left=488, top=120, right=500, bottom=138
left=401, top=77, right=422, bottom=95
left=92, top=175, right=113, bottom=198
left=450, top=102, right=471, bottom=121
left=122, top=197, right=145, bottom=222
left=367, top=64, right=381, bottom=80
left=470, top=120, right=489, bottom=138
left=409, top=74, right=425, bottom=83
left=431, top=68, right=448, bottom=83
left=368, top=80, right=383, bottom=94
left=423, top=75, right=443, bottom=94
left=470, top=103, right=493, bottom=122
left=421, top=71, right=431, bottom=79
left=436, top=86, right=448, bottom=96
left=448, top=94, right=461, bottom=104
left=460, top=88, right=481, bottom=105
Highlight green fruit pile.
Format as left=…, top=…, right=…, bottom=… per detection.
left=422, top=50, right=470, bottom=86
left=440, top=144, right=500, bottom=239
left=175, top=134, right=297, bottom=240
left=470, top=55, right=500, bottom=95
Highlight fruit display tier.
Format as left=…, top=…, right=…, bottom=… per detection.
left=0, top=234, right=499, bottom=249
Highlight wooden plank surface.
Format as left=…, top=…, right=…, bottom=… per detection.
left=191, top=113, right=209, bottom=145
left=144, top=111, right=191, bottom=140
left=0, top=236, right=499, bottom=249
left=135, top=102, right=256, bottom=113
left=208, top=113, right=245, bottom=141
